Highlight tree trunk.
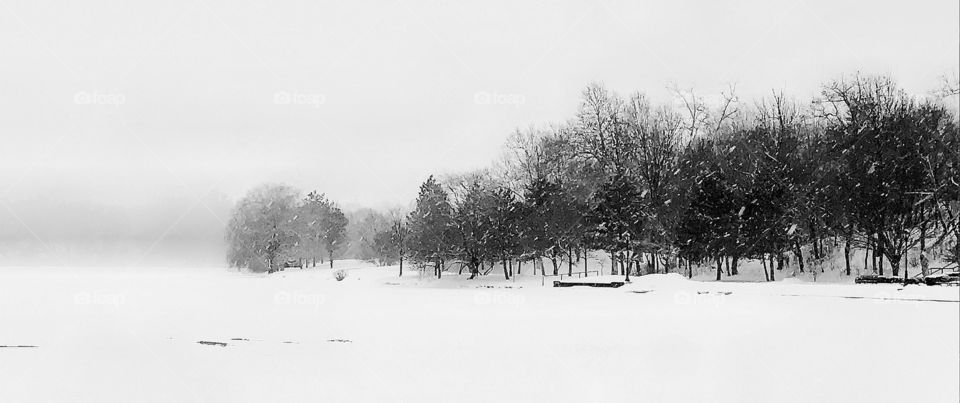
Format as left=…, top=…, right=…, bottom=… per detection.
left=877, top=241, right=884, bottom=276
left=568, top=247, right=573, bottom=277
left=583, top=247, right=588, bottom=277
left=399, top=254, right=403, bottom=277
left=625, top=255, right=632, bottom=282
left=761, top=256, right=769, bottom=281
left=920, top=221, right=929, bottom=278
left=794, top=241, right=805, bottom=272
left=715, top=257, right=722, bottom=281
left=902, top=253, right=908, bottom=283
left=329, top=250, right=334, bottom=269
left=844, top=238, right=851, bottom=276
left=890, top=253, right=900, bottom=278
left=809, top=223, right=820, bottom=260
left=731, top=256, right=739, bottom=276
left=502, top=258, right=509, bottom=280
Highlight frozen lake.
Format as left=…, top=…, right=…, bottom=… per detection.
left=1, top=263, right=957, bottom=402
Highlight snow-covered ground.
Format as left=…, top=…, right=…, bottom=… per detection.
left=1, top=261, right=957, bottom=403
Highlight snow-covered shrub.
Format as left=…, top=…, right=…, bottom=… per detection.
left=333, top=269, right=348, bottom=281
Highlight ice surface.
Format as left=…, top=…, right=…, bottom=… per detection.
left=0, top=262, right=957, bottom=402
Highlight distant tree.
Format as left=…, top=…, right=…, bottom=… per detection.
left=320, top=203, right=348, bottom=268
left=502, top=125, right=596, bottom=276
left=298, top=192, right=348, bottom=268
left=732, top=123, right=802, bottom=280
left=674, top=139, right=716, bottom=276
left=628, top=95, right=686, bottom=273
left=589, top=173, right=644, bottom=281
left=574, top=83, right=635, bottom=175
left=373, top=227, right=400, bottom=266
left=521, top=177, right=579, bottom=275
left=226, top=184, right=300, bottom=272
left=372, top=216, right=409, bottom=271
left=453, top=180, right=492, bottom=279
left=485, top=186, right=522, bottom=279
left=407, top=176, right=455, bottom=278
left=676, top=148, right=740, bottom=281
left=344, top=209, right=391, bottom=262
left=296, top=191, right=326, bottom=266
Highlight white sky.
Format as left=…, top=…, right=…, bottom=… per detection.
left=1, top=0, right=958, bottom=210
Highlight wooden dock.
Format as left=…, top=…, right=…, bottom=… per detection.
left=553, top=280, right=625, bottom=288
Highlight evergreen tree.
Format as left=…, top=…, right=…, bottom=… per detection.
left=589, top=173, right=644, bottom=280
left=407, top=176, right=455, bottom=278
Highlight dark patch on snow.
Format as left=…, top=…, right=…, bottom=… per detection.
left=230, top=338, right=249, bottom=341
left=0, top=345, right=37, bottom=348
left=630, top=290, right=653, bottom=294
left=197, top=341, right=228, bottom=347
left=327, top=339, right=352, bottom=343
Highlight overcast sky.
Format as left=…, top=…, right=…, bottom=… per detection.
left=2, top=0, right=958, bottom=212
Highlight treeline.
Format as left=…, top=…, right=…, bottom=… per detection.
left=375, top=74, right=959, bottom=281
left=226, top=184, right=348, bottom=271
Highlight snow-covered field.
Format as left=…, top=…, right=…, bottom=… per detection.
left=1, top=262, right=957, bottom=403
